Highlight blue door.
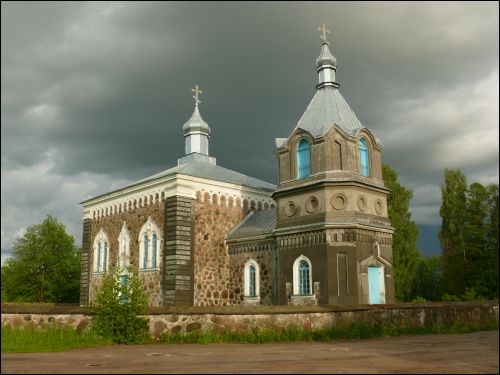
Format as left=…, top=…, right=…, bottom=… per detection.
left=368, top=266, right=382, bottom=304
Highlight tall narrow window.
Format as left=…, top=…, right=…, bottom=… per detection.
left=152, top=233, right=157, bottom=268
left=299, top=260, right=310, bottom=295
left=297, top=139, right=311, bottom=179
left=143, top=234, right=149, bottom=269
left=97, top=242, right=101, bottom=272
left=358, top=138, right=370, bottom=177
left=103, top=241, right=108, bottom=272
left=249, top=265, right=256, bottom=297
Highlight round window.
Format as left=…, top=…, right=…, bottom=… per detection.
left=331, top=193, right=347, bottom=210
left=357, top=195, right=367, bottom=211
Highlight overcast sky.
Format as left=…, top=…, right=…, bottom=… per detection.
left=1, top=1, right=499, bottom=261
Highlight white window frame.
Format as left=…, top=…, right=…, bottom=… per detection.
left=293, top=255, right=313, bottom=296
left=138, top=216, right=162, bottom=271
left=243, top=260, right=260, bottom=297
left=93, top=228, right=110, bottom=273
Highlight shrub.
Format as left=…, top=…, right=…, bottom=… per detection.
left=90, top=266, right=149, bottom=344
left=442, top=293, right=461, bottom=302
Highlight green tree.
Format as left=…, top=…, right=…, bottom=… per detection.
left=90, top=266, right=149, bottom=344
left=1, top=215, right=81, bottom=303
left=439, top=169, right=468, bottom=295
left=412, top=255, right=445, bottom=301
left=382, top=164, right=421, bottom=301
left=463, top=182, right=499, bottom=299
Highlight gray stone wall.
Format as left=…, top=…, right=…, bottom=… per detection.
left=2, top=301, right=498, bottom=340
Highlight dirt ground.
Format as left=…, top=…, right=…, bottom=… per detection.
left=1, top=331, right=498, bottom=374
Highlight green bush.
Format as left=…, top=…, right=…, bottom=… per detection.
left=412, top=296, right=428, bottom=302
left=90, top=266, right=150, bottom=344
left=442, top=293, right=461, bottom=302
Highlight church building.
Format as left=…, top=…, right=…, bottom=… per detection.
left=80, top=26, right=394, bottom=307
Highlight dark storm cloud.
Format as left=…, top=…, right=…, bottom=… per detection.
left=1, top=2, right=498, bottom=258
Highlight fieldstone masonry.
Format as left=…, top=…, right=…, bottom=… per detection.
left=2, top=302, right=498, bottom=340
left=87, top=199, right=165, bottom=306
left=193, top=194, right=246, bottom=306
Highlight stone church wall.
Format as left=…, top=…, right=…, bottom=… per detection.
left=88, top=199, right=165, bottom=307
left=228, top=248, right=274, bottom=305
left=193, top=192, right=248, bottom=306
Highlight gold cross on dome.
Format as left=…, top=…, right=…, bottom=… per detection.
left=192, top=85, right=203, bottom=106
left=318, top=24, right=330, bottom=44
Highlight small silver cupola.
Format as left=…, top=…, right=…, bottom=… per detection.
left=316, top=24, right=339, bottom=90
left=182, top=85, right=211, bottom=155
left=178, top=85, right=217, bottom=166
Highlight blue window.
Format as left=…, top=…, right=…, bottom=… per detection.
left=97, top=242, right=101, bottom=272
left=143, top=234, right=149, bottom=269
left=103, top=241, right=108, bottom=272
left=358, top=138, right=370, bottom=177
left=152, top=233, right=157, bottom=268
left=119, top=275, right=129, bottom=304
left=249, top=265, right=256, bottom=297
left=297, top=139, right=311, bottom=179
left=299, top=260, right=310, bottom=295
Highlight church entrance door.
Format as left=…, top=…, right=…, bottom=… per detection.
left=368, top=266, right=384, bottom=304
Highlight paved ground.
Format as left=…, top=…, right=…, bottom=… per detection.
left=1, top=331, right=498, bottom=374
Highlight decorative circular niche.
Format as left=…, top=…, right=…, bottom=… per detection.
left=331, top=193, right=347, bottom=210
left=305, top=196, right=319, bottom=213
left=357, top=195, right=367, bottom=211
left=375, top=199, right=384, bottom=215
left=283, top=201, right=297, bottom=217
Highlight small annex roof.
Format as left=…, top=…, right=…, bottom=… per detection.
left=81, top=161, right=275, bottom=204
left=293, top=86, right=364, bottom=138
left=226, top=208, right=277, bottom=240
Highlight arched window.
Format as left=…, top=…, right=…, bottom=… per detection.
left=138, top=217, right=162, bottom=270
left=93, top=228, right=110, bottom=273
left=297, top=138, right=311, bottom=179
left=244, top=260, right=260, bottom=298
left=293, top=255, right=312, bottom=295
left=358, top=138, right=370, bottom=177
left=97, top=242, right=101, bottom=273
left=103, top=241, right=108, bottom=272
left=249, top=265, right=256, bottom=297
left=152, top=233, right=157, bottom=268
left=299, top=260, right=310, bottom=295
left=143, top=234, right=149, bottom=269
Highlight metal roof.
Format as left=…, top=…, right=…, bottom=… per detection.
left=226, top=208, right=277, bottom=240
left=82, top=161, right=275, bottom=204
left=293, top=86, right=365, bottom=138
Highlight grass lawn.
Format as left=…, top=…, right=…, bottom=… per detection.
left=1, top=325, right=112, bottom=353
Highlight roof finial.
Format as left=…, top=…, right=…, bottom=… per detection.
left=318, top=24, right=330, bottom=45
left=192, top=85, right=202, bottom=107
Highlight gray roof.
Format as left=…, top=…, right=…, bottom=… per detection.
left=82, top=161, right=275, bottom=204
left=226, top=208, right=277, bottom=240
left=183, top=105, right=210, bottom=135
left=293, top=86, right=364, bottom=138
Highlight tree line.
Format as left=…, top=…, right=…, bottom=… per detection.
left=1, top=167, right=498, bottom=303
left=385, top=166, right=499, bottom=302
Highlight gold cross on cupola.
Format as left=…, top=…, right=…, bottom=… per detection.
left=318, top=24, right=330, bottom=44
left=192, top=85, right=203, bottom=106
